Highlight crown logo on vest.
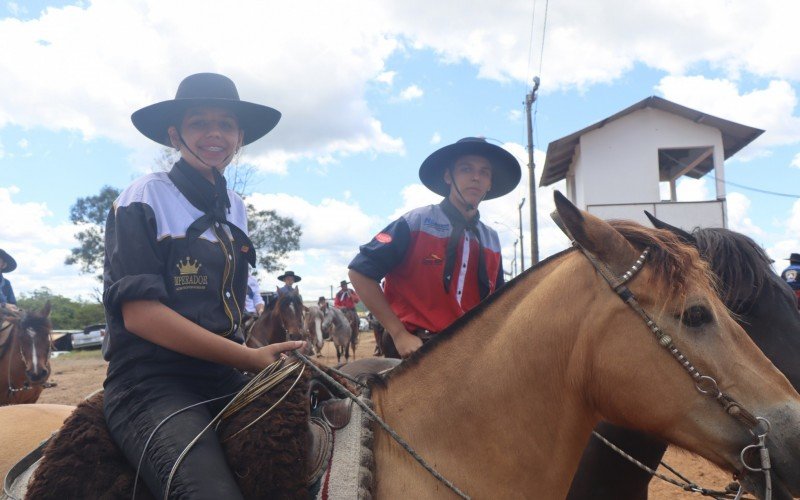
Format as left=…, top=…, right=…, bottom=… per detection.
left=177, top=257, right=201, bottom=275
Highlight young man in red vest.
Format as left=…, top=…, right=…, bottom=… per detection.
left=348, top=137, right=521, bottom=358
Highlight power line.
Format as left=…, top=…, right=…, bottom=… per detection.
left=538, top=0, right=549, bottom=76
left=712, top=176, right=800, bottom=199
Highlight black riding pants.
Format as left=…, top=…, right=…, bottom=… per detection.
left=104, top=365, right=249, bottom=499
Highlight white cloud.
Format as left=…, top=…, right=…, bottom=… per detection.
left=726, top=192, right=764, bottom=237
left=675, top=177, right=709, bottom=202
left=17, top=138, right=28, bottom=149
left=792, top=153, right=800, bottom=169
left=656, top=76, right=800, bottom=155
left=0, top=186, right=100, bottom=300
left=244, top=191, right=383, bottom=299
left=375, top=70, right=396, bottom=85
left=397, top=84, right=423, bottom=101
left=3, top=0, right=800, bottom=168
left=0, top=0, right=404, bottom=169
left=430, top=132, right=441, bottom=145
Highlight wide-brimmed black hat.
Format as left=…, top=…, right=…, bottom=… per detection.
left=788, top=253, right=800, bottom=262
left=131, top=73, right=281, bottom=147
left=339, top=280, right=349, bottom=287
left=0, top=249, right=16, bottom=273
left=278, top=270, right=301, bottom=282
left=419, top=137, right=522, bottom=200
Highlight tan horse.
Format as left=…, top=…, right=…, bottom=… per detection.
left=0, top=404, right=73, bottom=482
left=367, top=194, right=800, bottom=499
left=5, top=196, right=800, bottom=498
left=0, top=302, right=53, bottom=405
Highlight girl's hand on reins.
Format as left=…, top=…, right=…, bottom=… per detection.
left=246, top=340, right=306, bottom=372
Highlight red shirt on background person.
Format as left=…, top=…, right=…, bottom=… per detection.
left=334, top=280, right=360, bottom=310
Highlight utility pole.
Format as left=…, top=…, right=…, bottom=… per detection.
left=525, top=76, right=541, bottom=265
left=513, top=239, right=519, bottom=277
left=518, top=197, right=525, bottom=271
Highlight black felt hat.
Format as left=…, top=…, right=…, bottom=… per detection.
left=339, top=280, right=349, bottom=287
left=418, top=137, right=522, bottom=200
left=277, top=270, right=302, bottom=282
left=788, top=253, right=800, bottom=263
left=131, top=73, right=281, bottom=147
left=0, top=249, right=16, bottom=273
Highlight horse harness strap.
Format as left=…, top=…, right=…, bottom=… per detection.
left=551, top=211, right=773, bottom=498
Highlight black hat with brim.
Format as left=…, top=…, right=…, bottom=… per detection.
left=131, top=73, right=281, bottom=147
left=788, top=253, right=800, bottom=262
left=418, top=137, right=522, bottom=200
left=278, top=271, right=302, bottom=282
left=0, top=249, right=17, bottom=273
left=340, top=280, right=349, bottom=286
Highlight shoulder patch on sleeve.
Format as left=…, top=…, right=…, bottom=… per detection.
left=375, top=232, right=392, bottom=244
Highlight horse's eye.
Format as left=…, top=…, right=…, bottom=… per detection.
left=681, top=305, right=713, bottom=328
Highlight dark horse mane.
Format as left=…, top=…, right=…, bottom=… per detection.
left=692, top=227, right=774, bottom=311
left=387, top=219, right=714, bottom=380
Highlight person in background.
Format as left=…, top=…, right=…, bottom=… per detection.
left=276, top=270, right=301, bottom=296
left=102, top=73, right=304, bottom=499
left=0, top=249, right=18, bottom=311
left=781, top=252, right=800, bottom=308
left=317, top=295, right=329, bottom=312
left=333, top=280, right=359, bottom=312
left=348, top=137, right=521, bottom=358
left=244, top=275, right=265, bottom=317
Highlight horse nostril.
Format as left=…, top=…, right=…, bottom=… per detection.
left=288, top=332, right=303, bottom=341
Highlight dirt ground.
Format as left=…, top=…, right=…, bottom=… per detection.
left=36, top=331, right=736, bottom=499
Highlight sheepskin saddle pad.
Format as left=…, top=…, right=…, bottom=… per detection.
left=16, top=370, right=329, bottom=500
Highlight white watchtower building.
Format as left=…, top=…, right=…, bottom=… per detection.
left=540, top=96, right=763, bottom=229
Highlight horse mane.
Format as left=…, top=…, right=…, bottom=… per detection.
left=609, top=219, right=717, bottom=304
left=692, top=227, right=772, bottom=309
left=384, top=220, right=718, bottom=380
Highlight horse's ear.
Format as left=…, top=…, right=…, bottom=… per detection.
left=644, top=211, right=696, bottom=246
left=553, top=191, right=639, bottom=274
left=41, top=301, right=51, bottom=318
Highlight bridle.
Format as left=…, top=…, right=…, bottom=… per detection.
left=551, top=211, right=773, bottom=499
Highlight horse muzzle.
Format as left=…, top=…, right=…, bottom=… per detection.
left=26, top=367, right=50, bottom=384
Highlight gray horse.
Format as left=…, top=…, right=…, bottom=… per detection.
left=321, top=307, right=352, bottom=363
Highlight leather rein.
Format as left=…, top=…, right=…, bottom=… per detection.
left=551, top=211, right=773, bottom=500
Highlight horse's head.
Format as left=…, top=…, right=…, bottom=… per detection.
left=553, top=193, right=800, bottom=497
left=276, top=292, right=305, bottom=342
left=647, top=213, right=800, bottom=394
left=17, top=302, right=52, bottom=385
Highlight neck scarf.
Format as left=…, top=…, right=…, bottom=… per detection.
left=440, top=198, right=490, bottom=300
left=167, top=159, right=256, bottom=267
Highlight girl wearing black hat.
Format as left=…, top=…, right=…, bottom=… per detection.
left=103, top=73, right=304, bottom=499
left=0, top=249, right=18, bottom=309
left=348, top=137, right=521, bottom=358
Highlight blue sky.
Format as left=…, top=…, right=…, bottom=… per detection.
left=2, top=0, right=800, bottom=301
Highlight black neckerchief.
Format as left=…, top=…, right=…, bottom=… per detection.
left=440, top=198, right=490, bottom=300
left=167, top=159, right=256, bottom=267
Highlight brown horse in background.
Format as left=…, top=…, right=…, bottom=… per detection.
left=245, top=292, right=305, bottom=348
left=0, top=302, right=53, bottom=405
